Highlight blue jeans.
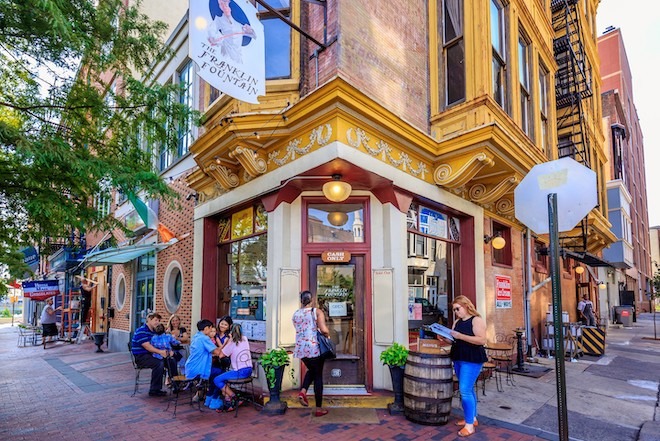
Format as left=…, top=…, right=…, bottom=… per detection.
left=212, top=367, right=253, bottom=397
left=453, top=360, right=483, bottom=424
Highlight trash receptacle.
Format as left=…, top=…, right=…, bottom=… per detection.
left=615, top=306, right=633, bottom=327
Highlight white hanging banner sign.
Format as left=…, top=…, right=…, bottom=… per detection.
left=189, top=0, right=265, bottom=104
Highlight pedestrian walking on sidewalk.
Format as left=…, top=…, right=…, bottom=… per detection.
left=293, top=290, right=331, bottom=417
left=437, top=295, right=487, bottom=437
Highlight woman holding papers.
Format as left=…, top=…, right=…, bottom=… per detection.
left=436, top=295, right=487, bottom=437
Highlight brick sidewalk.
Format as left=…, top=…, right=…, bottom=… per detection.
left=0, top=326, right=548, bottom=440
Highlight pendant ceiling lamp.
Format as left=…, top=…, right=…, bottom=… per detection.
left=322, top=174, right=352, bottom=202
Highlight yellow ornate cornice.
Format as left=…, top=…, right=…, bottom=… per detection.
left=203, top=162, right=240, bottom=190
left=433, top=152, right=495, bottom=188
left=229, top=146, right=267, bottom=177
left=468, top=174, right=521, bottom=205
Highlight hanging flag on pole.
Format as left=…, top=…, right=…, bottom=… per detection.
left=126, top=193, right=176, bottom=243
left=189, top=0, right=265, bottom=104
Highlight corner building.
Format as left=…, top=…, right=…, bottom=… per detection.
left=187, top=0, right=614, bottom=393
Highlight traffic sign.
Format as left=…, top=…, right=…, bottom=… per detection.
left=514, top=157, right=597, bottom=234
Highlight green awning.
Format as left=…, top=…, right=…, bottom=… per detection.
left=83, top=242, right=172, bottom=267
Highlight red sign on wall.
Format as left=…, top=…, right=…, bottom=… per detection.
left=495, top=275, right=512, bottom=309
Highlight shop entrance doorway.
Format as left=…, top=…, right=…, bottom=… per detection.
left=309, top=255, right=365, bottom=387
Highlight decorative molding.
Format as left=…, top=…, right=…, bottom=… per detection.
left=495, top=197, right=515, bottom=215
left=346, top=127, right=428, bottom=179
left=203, top=163, right=240, bottom=190
left=433, top=153, right=495, bottom=188
left=268, top=124, right=332, bottom=166
left=199, top=183, right=228, bottom=203
left=229, top=145, right=267, bottom=177
left=468, top=174, right=520, bottom=205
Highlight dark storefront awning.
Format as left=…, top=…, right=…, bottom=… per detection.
left=564, top=250, right=613, bottom=268
left=83, top=242, right=172, bottom=267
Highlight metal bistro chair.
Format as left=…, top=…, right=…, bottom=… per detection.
left=487, top=338, right=515, bottom=391
left=225, top=352, right=262, bottom=418
left=17, top=325, right=37, bottom=347
left=128, top=342, right=151, bottom=396
left=164, top=365, right=207, bottom=418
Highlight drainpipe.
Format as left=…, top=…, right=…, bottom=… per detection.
left=525, top=228, right=552, bottom=356
left=524, top=229, right=532, bottom=355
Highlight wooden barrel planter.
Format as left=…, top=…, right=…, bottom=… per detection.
left=403, top=351, right=453, bottom=425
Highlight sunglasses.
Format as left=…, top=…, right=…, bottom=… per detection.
left=452, top=307, right=461, bottom=312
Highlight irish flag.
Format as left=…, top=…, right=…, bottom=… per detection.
left=126, top=192, right=176, bottom=242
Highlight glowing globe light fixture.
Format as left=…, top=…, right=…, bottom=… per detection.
left=327, top=212, right=349, bottom=227
left=574, top=266, right=585, bottom=275
left=484, top=234, right=506, bottom=250
left=322, top=174, right=352, bottom=202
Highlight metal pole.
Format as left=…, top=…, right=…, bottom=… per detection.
left=548, top=193, right=569, bottom=441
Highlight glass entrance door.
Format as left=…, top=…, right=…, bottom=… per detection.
left=133, top=252, right=155, bottom=329
left=309, top=256, right=365, bottom=386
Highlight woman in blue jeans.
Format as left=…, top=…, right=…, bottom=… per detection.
left=437, top=295, right=487, bottom=437
left=209, top=324, right=253, bottom=412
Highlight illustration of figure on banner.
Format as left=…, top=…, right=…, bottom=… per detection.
left=208, top=0, right=257, bottom=64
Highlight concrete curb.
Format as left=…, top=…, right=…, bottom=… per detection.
left=638, top=421, right=660, bottom=441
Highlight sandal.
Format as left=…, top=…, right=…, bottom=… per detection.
left=455, top=418, right=478, bottom=427
left=298, top=392, right=309, bottom=407
left=457, top=427, right=476, bottom=437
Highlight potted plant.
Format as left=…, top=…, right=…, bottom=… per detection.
left=259, top=348, right=293, bottom=415
left=380, top=342, right=409, bottom=414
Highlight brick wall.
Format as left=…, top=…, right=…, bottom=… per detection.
left=153, top=176, right=196, bottom=334
left=483, top=220, right=525, bottom=341
left=336, top=0, right=430, bottom=132
left=109, top=176, right=196, bottom=335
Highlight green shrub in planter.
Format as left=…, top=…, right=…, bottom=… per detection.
left=379, top=342, right=409, bottom=367
left=259, top=348, right=295, bottom=388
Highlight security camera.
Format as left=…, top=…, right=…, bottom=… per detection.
left=186, top=193, right=198, bottom=202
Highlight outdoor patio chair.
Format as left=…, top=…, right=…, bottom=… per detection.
left=164, top=369, right=207, bottom=418
left=127, top=342, right=151, bottom=396
left=17, top=325, right=36, bottom=347
left=225, top=355, right=262, bottom=418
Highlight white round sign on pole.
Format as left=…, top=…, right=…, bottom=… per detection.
left=514, top=157, right=597, bottom=234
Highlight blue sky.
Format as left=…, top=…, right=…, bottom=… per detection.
left=597, top=0, right=660, bottom=226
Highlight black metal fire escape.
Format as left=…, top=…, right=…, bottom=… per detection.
left=552, top=0, right=593, bottom=252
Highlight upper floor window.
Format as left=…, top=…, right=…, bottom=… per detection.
left=94, top=179, right=112, bottom=218
left=440, top=0, right=465, bottom=107
left=257, top=0, right=291, bottom=80
left=490, top=0, right=507, bottom=111
left=177, top=60, right=194, bottom=156
left=518, top=32, right=532, bottom=137
left=539, top=63, right=550, bottom=156
left=159, top=90, right=173, bottom=171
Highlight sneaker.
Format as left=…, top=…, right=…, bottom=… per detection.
left=209, top=397, right=223, bottom=410
left=204, top=395, right=213, bottom=407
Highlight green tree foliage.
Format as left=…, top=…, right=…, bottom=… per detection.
left=0, top=0, right=196, bottom=277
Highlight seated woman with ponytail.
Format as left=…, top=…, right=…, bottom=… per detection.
left=208, top=323, right=253, bottom=412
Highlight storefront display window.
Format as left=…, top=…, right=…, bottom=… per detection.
left=406, top=202, right=458, bottom=329
left=307, top=203, right=365, bottom=243
left=218, top=203, right=268, bottom=341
